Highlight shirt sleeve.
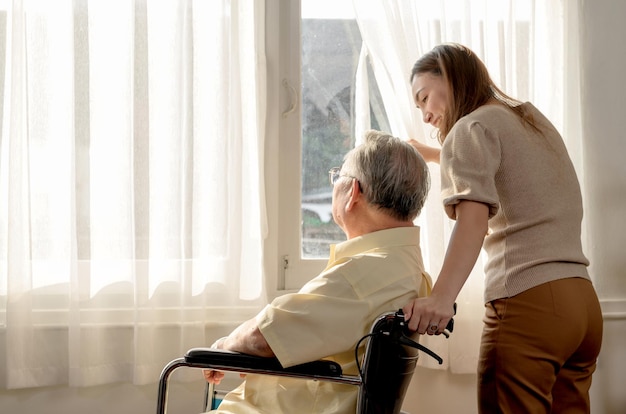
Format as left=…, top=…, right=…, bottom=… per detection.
left=441, top=119, right=501, bottom=220
left=257, top=271, right=370, bottom=368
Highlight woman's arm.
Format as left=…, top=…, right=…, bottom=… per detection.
left=406, top=139, right=441, bottom=164
left=403, top=200, right=489, bottom=333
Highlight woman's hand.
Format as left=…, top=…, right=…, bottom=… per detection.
left=406, top=139, right=441, bottom=164
left=403, top=294, right=455, bottom=335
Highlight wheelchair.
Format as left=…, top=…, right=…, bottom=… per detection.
left=156, top=308, right=453, bottom=414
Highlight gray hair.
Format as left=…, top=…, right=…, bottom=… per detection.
left=343, top=130, right=430, bottom=221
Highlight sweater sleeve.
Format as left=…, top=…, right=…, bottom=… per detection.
left=440, top=119, right=501, bottom=220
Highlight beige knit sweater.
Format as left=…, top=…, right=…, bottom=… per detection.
left=441, top=102, right=590, bottom=303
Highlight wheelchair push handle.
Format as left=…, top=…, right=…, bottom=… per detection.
left=442, top=302, right=457, bottom=338
left=384, top=304, right=457, bottom=365
left=398, top=302, right=457, bottom=337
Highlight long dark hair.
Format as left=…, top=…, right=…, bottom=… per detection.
left=409, top=43, right=537, bottom=143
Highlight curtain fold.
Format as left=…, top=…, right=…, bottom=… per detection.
left=0, top=0, right=267, bottom=389
left=353, top=0, right=572, bottom=373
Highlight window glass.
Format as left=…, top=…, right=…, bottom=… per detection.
left=300, top=0, right=389, bottom=258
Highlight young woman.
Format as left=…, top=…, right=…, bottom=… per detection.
left=402, top=43, right=602, bottom=414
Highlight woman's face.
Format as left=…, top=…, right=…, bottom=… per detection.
left=411, top=72, right=450, bottom=128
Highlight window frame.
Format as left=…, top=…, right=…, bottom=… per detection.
left=265, top=0, right=330, bottom=295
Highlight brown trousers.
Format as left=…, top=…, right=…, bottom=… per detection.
left=478, top=278, right=603, bottom=414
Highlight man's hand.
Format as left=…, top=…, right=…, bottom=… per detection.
left=202, top=336, right=248, bottom=384
left=203, top=369, right=226, bottom=384
left=199, top=308, right=277, bottom=385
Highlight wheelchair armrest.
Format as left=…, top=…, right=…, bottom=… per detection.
left=156, top=348, right=348, bottom=414
left=185, top=348, right=343, bottom=378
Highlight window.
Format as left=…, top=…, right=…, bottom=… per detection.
left=271, top=0, right=390, bottom=290
left=270, top=0, right=546, bottom=292
left=301, top=1, right=390, bottom=258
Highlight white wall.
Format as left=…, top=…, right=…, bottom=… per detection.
left=578, top=0, right=626, bottom=412
left=1, top=1, right=624, bottom=413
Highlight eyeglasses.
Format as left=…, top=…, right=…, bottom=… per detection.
left=328, top=167, right=359, bottom=187
left=329, top=167, right=345, bottom=186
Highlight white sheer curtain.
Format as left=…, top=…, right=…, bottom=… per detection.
left=353, top=0, right=574, bottom=373
left=0, top=0, right=267, bottom=389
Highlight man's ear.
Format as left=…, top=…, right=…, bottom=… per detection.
left=345, top=178, right=361, bottom=211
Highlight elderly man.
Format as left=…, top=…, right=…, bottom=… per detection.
left=204, top=130, right=432, bottom=414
